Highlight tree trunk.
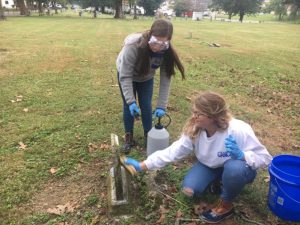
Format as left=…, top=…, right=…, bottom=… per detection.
left=289, top=5, right=298, bottom=20
left=228, top=12, right=232, bottom=19
left=239, top=11, right=244, bottom=22
left=114, top=0, right=124, bottom=19
left=0, top=0, right=5, bottom=20
left=133, top=4, right=137, bottom=19
left=38, top=1, right=44, bottom=16
left=17, top=0, right=28, bottom=15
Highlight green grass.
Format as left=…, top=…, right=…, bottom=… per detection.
left=215, top=12, right=300, bottom=23
left=0, top=14, right=299, bottom=224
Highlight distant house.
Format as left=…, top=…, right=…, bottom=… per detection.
left=1, top=0, right=15, bottom=9
left=183, top=0, right=212, bottom=18
left=192, top=0, right=212, bottom=12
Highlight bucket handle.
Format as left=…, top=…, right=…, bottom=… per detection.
left=275, top=177, right=300, bottom=204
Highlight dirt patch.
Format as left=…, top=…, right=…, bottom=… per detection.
left=29, top=158, right=111, bottom=215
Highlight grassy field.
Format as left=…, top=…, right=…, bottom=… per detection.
left=0, top=14, right=299, bottom=225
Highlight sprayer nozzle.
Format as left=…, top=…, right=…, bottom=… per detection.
left=119, top=156, right=137, bottom=176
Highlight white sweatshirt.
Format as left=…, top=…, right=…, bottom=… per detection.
left=144, top=119, right=272, bottom=170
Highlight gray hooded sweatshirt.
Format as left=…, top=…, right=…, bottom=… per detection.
left=116, top=33, right=171, bottom=109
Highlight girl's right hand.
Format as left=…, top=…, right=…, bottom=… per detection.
left=124, top=157, right=142, bottom=171
left=129, top=102, right=140, bottom=117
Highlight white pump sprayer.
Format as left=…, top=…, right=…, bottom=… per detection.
left=146, top=114, right=171, bottom=156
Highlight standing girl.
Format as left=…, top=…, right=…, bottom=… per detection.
left=116, top=19, right=185, bottom=153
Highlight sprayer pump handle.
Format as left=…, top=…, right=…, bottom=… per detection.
left=154, top=113, right=171, bottom=129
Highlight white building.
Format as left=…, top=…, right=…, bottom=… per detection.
left=1, top=0, right=15, bottom=9
left=159, top=0, right=174, bottom=16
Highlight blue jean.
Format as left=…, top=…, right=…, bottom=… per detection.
left=182, top=159, right=257, bottom=202
left=118, top=74, right=154, bottom=135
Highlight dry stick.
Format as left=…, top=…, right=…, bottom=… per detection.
left=154, top=189, right=189, bottom=208
left=238, top=215, right=264, bottom=225
left=175, top=218, right=204, bottom=225
left=235, top=208, right=265, bottom=225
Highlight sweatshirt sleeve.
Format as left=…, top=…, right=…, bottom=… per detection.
left=117, top=45, right=138, bottom=105
left=143, top=135, right=194, bottom=170
left=232, top=124, right=272, bottom=170
left=156, top=63, right=171, bottom=109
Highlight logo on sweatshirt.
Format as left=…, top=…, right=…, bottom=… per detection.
left=217, top=151, right=231, bottom=158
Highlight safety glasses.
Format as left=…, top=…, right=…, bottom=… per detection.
left=148, top=36, right=169, bottom=50
left=192, top=109, right=208, bottom=118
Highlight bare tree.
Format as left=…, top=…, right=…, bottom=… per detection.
left=16, top=0, right=29, bottom=15
left=114, top=0, right=124, bottom=18
left=37, top=0, right=44, bottom=16
left=0, top=0, right=5, bottom=19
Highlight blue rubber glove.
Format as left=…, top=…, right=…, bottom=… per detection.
left=129, top=102, right=140, bottom=117
left=225, top=135, right=245, bottom=160
left=154, top=108, right=166, bottom=118
left=124, top=157, right=142, bottom=172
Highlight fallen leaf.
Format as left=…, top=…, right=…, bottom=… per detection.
left=49, top=167, right=57, bottom=174
left=75, top=134, right=81, bottom=140
left=47, top=205, right=66, bottom=215
left=18, top=142, right=27, bottom=150
left=10, top=100, right=16, bottom=103
left=99, top=207, right=107, bottom=215
left=23, top=108, right=29, bottom=112
left=160, top=205, right=169, bottom=214
left=185, top=96, right=192, bottom=101
left=161, top=184, right=168, bottom=191
left=264, top=175, right=270, bottom=183
left=176, top=209, right=183, bottom=218
left=168, top=185, right=177, bottom=193
left=194, top=201, right=208, bottom=215
left=100, top=192, right=106, bottom=198
left=155, top=213, right=165, bottom=224
left=90, top=215, right=100, bottom=225
left=47, top=202, right=76, bottom=215
left=100, top=143, right=110, bottom=150
left=88, top=143, right=98, bottom=152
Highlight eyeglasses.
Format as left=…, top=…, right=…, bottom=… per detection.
left=192, top=110, right=207, bottom=118
left=148, top=36, right=169, bottom=50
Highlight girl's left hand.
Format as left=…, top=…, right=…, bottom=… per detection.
left=154, top=108, right=166, bottom=118
left=225, top=135, right=245, bottom=160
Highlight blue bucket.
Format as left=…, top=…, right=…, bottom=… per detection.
left=268, top=154, right=300, bottom=222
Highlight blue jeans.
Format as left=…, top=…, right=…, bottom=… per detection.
left=182, top=159, right=257, bottom=202
left=118, top=73, right=154, bottom=135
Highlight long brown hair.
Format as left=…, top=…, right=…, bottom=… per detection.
left=135, top=19, right=185, bottom=79
left=183, top=91, right=232, bottom=140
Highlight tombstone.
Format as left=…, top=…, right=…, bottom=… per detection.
left=192, top=12, right=203, bottom=21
